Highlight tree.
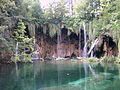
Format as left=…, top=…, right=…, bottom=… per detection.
left=0, top=0, right=17, bottom=16
left=13, top=19, right=34, bottom=62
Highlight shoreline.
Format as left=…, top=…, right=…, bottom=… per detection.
left=0, top=56, right=120, bottom=65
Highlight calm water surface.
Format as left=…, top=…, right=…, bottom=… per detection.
left=0, top=61, right=120, bottom=90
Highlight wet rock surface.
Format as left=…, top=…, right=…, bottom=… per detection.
left=93, top=34, right=118, bottom=58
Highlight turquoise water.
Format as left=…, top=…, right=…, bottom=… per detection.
left=0, top=61, right=120, bottom=90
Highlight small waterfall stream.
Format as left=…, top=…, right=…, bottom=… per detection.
left=82, top=22, right=97, bottom=86
left=15, top=42, right=19, bottom=58
left=83, top=22, right=87, bottom=57
left=87, top=38, right=99, bottom=56
left=57, top=29, right=62, bottom=58
left=79, top=27, right=81, bottom=57
left=15, top=42, right=19, bottom=77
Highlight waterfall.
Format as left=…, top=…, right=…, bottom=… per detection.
left=57, top=29, right=62, bottom=58
left=15, top=42, right=18, bottom=75
left=90, top=51, right=94, bottom=57
left=57, top=30, right=60, bottom=58
left=87, top=38, right=99, bottom=56
left=79, top=27, right=81, bottom=57
left=15, top=42, right=19, bottom=57
left=83, top=22, right=87, bottom=57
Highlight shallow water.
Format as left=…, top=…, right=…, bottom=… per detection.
left=0, top=61, right=120, bottom=90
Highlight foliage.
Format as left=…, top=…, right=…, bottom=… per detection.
left=0, top=0, right=120, bottom=61
left=0, top=0, right=17, bottom=16
left=87, top=57, right=98, bottom=62
left=44, top=1, right=67, bottom=24
left=0, top=35, right=10, bottom=51
left=13, top=19, right=34, bottom=62
left=40, top=0, right=68, bottom=37
left=101, top=56, right=117, bottom=63
left=0, top=26, right=14, bottom=52
left=64, top=0, right=120, bottom=57
left=31, top=1, right=44, bottom=22
left=13, top=19, right=26, bottom=42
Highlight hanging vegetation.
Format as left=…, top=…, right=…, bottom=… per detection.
left=0, top=0, right=120, bottom=61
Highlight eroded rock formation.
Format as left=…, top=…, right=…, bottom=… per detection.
left=0, top=16, right=118, bottom=60
left=36, top=25, right=89, bottom=59
left=93, top=34, right=118, bottom=58
left=36, top=25, right=118, bottom=59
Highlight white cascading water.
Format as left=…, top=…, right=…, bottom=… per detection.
left=57, top=29, right=62, bottom=59
left=15, top=42, right=19, bottom=58
left=83, top=22, right=87, bottom=57
left=82, top=22, right=88, bottom=89
left=87, top=38, right=99, bottom=56
left=15, top=42, right=19, bottom=77
left=82, top=22, right=97, bottom=89
left=79, top=27, right=81, bottom=57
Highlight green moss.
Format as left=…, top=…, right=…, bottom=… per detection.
left=101, top=56, right=117, bottom=63
left=87, top=57, right=98, bottom=63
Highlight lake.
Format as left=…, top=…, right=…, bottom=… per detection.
left=0, top=60, right=120, bottom=90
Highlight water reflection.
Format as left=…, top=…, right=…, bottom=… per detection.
left=0, top=61, right=120, bottom=90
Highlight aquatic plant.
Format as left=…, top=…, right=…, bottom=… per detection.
left=101, top=56, right=117, bottom=63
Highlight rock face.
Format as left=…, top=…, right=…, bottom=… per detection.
left=93, top=34, right=118, bottom=58
left=0, top=16, right=118, bottom=60
left=36, top=25, right=118, bottom=59
left=36, top=26, right=86, bottom=59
